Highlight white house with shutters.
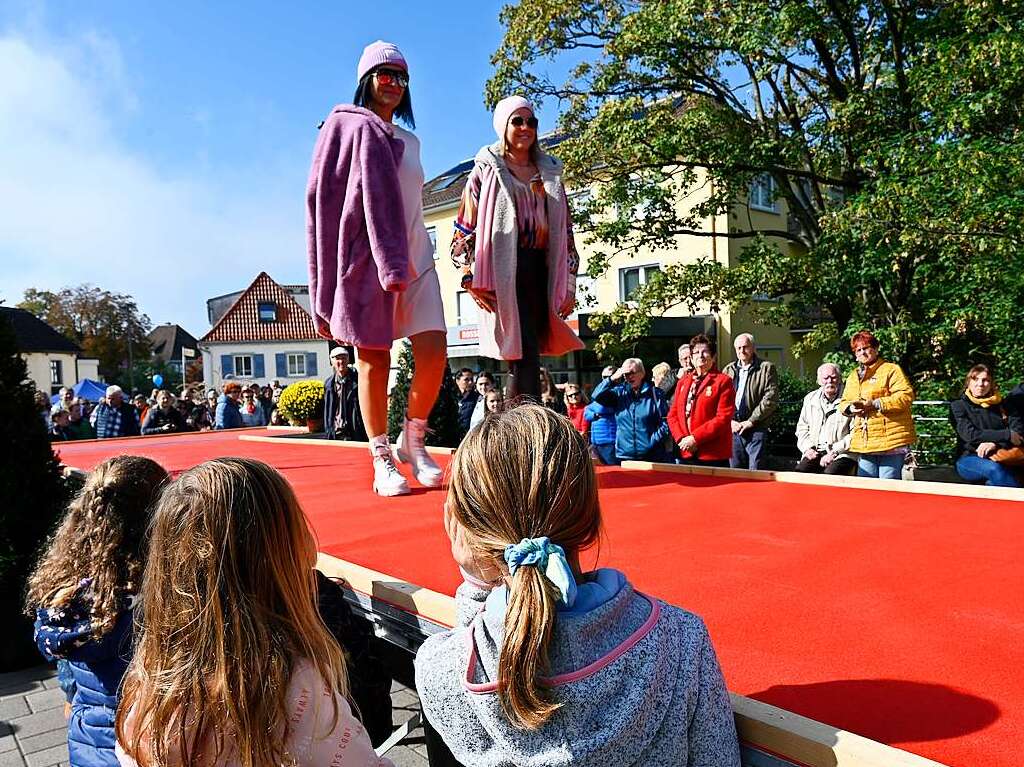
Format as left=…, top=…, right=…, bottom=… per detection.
left=199, top=272, right=335, bottom=391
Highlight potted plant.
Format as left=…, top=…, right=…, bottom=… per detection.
left=276, top=380, right=325, bottom=432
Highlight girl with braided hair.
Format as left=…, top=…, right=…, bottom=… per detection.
left=414, top=404, right=740, bottom=766
left=26, top=455, right=168, bottom=767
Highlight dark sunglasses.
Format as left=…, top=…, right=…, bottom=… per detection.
left=374, top=69, right=409, bottom=88
left=510, top=115, right=539, bottom=129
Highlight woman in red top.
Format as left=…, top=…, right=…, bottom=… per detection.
left=563, top=383, right=589, bottom=436
left=668, top=334, right=736, bottom=467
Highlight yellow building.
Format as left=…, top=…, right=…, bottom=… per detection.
left=419, top=155, right=815, bottom=391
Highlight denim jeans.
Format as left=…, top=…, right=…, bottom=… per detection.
left=730, top=429, right=767, bottom=470
left=955, top=455, right=1021, bottom=488
left=856, top=452, right=905, bottom=480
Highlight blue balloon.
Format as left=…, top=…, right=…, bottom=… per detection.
left=152, top=374, right=163, bottom=387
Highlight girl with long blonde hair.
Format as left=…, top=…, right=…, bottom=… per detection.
left=26, top=455, right=169, bottom=767
left=415, top=404, right=740, bottom=766
left=114, top=458, right=389, bottom=767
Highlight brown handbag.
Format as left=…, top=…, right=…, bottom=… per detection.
left=991, top=447, right=1024, bottom=466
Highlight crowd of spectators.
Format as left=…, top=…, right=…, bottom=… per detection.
left=32, top=330, right=1024, bottom=489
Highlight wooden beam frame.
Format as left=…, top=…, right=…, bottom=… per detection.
left=315, top=553, right=948, bottom=767
left=619, top=460, right=1024, bottom=503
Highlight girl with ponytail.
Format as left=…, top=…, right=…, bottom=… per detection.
left=415, top=404, right=740, bottom=766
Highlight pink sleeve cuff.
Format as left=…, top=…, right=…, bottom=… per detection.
left=459, top=567, right=498, bottom=591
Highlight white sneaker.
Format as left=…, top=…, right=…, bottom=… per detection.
left=370, top=436, right=409, bottom=497
left=396, top=417, right=444, bottom=488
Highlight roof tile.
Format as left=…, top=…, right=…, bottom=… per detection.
left=200, top=273, right=320, bottom=344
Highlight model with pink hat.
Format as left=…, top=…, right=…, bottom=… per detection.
left=450, top=96, right=584, bottom=401
left=307, top=41, right=446, bottom=497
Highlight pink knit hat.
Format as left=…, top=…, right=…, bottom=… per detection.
left=357, top=41, right=408, bottom=81
left=492, top=95, right=535, bottom=138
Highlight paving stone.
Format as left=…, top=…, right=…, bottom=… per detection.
left=25, top=743, right=68, bottom=767
left=40, top=680, right=62, bottom=691
left=0, top=680, right=45, bottom=700
left=0, top=734, right=15, bottom=754
left=386, top=746, right=429, bottom=767
left=20, top=727, right=67, bottom=754
left=25, top=689, right=64, bottom=714
left=0, top=667, right=54, bottom=689
left=0, top=750, right=27, bottom=767
left=391, top=688, right=419, bottom=711
left=0, top=697, right=30, bottom=720
left=8, top=707, right=66, bottom=738
left=0, top=722, right=11, bottom=737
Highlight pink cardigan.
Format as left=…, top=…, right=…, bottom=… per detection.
left=306, top=105, right=409, bottom=350
left=116, top=658, right=392, bottom=767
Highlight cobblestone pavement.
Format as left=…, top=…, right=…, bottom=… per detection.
left=0, top=665, right=428, bottom=767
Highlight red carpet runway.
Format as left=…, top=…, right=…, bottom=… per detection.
left=57, top=430, right=1024, bottom=767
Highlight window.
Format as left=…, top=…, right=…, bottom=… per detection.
left=233, top=355, right=253, bottom=378
left=749, top=174, right=778, bottom=213
left=286, top=352, right=307, bottom=377
left=426, top=226, right=438, bottom=259
left=456, top=291, right=479, bottom=326
left=49, top=359, right=62, bottom=385
left=258, top=302, right=277, bottom=323
left=619, top=264, right=661, bottom=302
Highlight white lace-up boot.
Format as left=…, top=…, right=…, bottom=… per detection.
left=396, top=416, right=444, bottom=488
left=369, top=434, right=409, bottom=496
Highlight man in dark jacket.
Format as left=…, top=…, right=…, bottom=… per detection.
left=455, top=367, right=479, bottom=438
left=324, top=347, right=367, bottom=441
left=141, top=390, right=189, bottom=434
left=591, top=358, right=670, bottom=462
left=90, top=385, right=141, bottom=439
left=723, top=333, right=779, bottom=470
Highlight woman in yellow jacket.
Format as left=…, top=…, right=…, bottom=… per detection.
left=839, top=330, right=917, bottom=479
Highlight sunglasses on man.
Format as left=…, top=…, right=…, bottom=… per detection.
left=509, top=115, right=539, bottom=129
left=374, top=69, right=409, bottom=88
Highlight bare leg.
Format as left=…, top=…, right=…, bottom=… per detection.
left=407, top=330, right=447, bottom=420
left=356, top=347, right=391, bottom=438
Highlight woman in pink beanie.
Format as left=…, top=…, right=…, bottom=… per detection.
left=450, top=96, right=583, bottom=401
left=307, top=40, right=446, bottom=497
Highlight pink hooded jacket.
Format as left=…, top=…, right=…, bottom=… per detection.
left=116, top=659, right=392, bottom=767
left=306, top=105, right=409, bottom=350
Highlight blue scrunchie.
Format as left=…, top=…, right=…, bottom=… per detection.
left=503, top=536, right=578, bottom=608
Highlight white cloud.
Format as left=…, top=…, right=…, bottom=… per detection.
left=0, top=31, right=306, bottom=336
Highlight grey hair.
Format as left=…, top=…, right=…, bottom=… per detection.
left=105, top=384, right=123, bottom=397
left=734, top=333, right=755, bottom=347
left=624, top=357, right=645, bottom=373
left=817, top=362, right=841, bottom=381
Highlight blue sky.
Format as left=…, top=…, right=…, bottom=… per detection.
left=0, top=0, right=537, bottom=336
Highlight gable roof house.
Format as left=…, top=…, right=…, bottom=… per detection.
left=198, top=272, right=332, bottom=391
left=147, top=323, right=199, bottom=375
left=1, top=306, right=100, bottom=394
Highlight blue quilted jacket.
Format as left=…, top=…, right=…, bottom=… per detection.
left=35, top=586, right=135, bottom=767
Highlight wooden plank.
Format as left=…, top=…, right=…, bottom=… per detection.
left=732, top=695, right=947, bottom=767
left=314, top=554, right=948, bottom=767
left=241, top=435, right=456, bottom=456
left=316, top=552, right=456, bottom=627
left=620, top=460, right=1024, bottom=502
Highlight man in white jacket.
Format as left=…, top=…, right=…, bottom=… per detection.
left=795, top=363, right=856, bottom=475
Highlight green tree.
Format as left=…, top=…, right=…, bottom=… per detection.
left=0, top=313, right=73, bottom=669
left=488, top=0, right=1024, bottom=388
left=20, top=285, right=153, bottom=387
left=387, top=342, right=462, bottom=448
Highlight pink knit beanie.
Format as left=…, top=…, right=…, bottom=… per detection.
left=492, top=95, right=535, bottom=138
left=357, top=41, right=408, bottom=81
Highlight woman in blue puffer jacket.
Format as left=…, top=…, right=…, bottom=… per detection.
left=25, top=456, right=167, bottom=767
